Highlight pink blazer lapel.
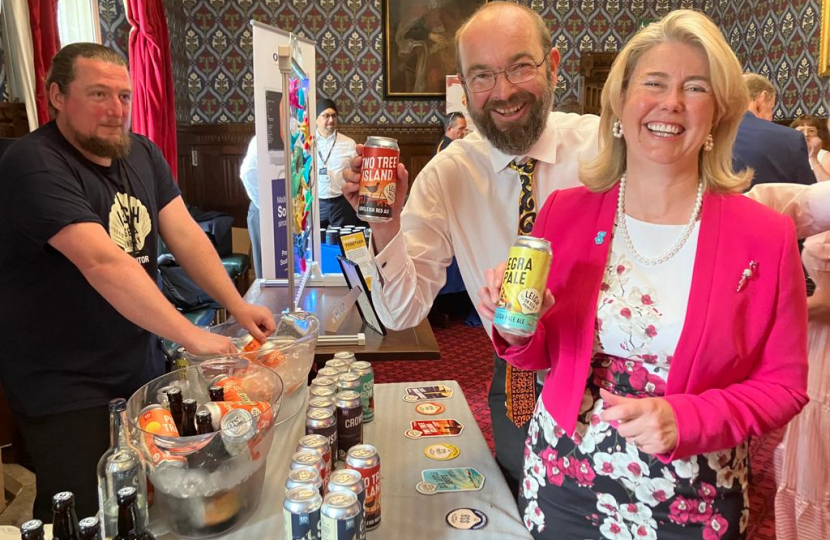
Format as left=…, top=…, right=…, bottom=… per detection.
left=666, top=192, right=722, bottom=393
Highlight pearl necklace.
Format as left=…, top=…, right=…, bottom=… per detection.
left=616, top=173, right=704, bottom=266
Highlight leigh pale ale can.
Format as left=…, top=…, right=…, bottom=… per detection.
left=493, top=235, right=552, bottom=337
left=357, top=136, right=399, bottom=222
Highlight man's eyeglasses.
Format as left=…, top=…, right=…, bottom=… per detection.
left=319, top=113, right=337, bottom=120
left=460, top=53, right=549, bottom=93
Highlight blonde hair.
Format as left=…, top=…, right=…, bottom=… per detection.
left=580, top=10, right=751, bottom=193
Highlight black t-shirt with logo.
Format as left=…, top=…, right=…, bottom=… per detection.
left=0, top=121, right=181, bottom=416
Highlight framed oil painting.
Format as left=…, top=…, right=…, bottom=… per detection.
left=383, top=0, right=486, bottom=98
left=821, top=0, right=830, bottom=75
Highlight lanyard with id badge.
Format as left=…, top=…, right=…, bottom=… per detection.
left=317, top=132, right=336, bottom=186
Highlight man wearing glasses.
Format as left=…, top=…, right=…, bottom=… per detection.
left=343, top=1, right=598, bottom=498
left=316, top=98, right=361, bottom=229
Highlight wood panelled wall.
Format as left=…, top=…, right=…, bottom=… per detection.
left=176, top=124, right=444, bottom=227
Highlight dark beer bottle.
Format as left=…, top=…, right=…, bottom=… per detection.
left=165, top=387, right=184, bottom=433
left=195, top=409, right=214, bottom=434
left=19, top=519, right=44, bottom=540
left=181, top=398, right=198, bottom=436
left=52, top=491, right=81, bottom=540
left=114, top=487, right=156, bottom=540
left=208, top=385, right=224, bottom=401
left=78, top=516, right=101, bottom=540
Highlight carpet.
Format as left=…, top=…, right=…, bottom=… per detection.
left=371, top=319, right=780, bottom=540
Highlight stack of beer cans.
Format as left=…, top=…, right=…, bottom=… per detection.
left=284, top=352, right=381, bottom=540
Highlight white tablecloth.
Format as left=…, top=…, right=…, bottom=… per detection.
left=154, top=380, right=532, bottom=539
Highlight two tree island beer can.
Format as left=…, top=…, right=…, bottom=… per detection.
left=357, top=136, right=399, bottom=222
left=493, top=236, right=552, bottom=337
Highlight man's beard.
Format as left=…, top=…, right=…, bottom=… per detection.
left=75, top=128, right=132, bottom=159
left=467, top=78, right=555, bottom=156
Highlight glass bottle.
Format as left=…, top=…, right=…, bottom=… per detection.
left=52, top=491, right=81, bottom=540
left=97, top=398, right=149, bottom=538
left=19, top=519, right=44, bottom=540
left=181, top=398, right=197, bottom=436
left=78, top=516, right=101, bottom=540
left=165, top=387, right=184, bottom=433
left=195, top=409, right=214, bottom=434
left=114, top=487, right=156, bottom=540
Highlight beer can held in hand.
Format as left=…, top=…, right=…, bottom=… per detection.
left=357, top=136, right=399, bottom=222
left=493, top=236, right=552, bottom=337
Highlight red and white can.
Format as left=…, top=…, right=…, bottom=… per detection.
left=357, top=136, right=399, bottom=222
left=345, top=444, right=380, bottom=529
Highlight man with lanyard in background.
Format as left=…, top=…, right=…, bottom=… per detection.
left=315, top=98, right=361, bottom=229
left=0, top=43, right=275, bottom=521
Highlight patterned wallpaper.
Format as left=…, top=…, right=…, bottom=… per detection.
left=0, top=0, right=827, bottom=124
left=172, top=0, right=830, bottom=125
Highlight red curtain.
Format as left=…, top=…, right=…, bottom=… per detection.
left=127, top=0, right=178, bottom=180
left=28, top=0, right=61, bottom=126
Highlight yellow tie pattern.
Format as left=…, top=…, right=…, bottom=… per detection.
left=505, top=158, right=539, bottom=427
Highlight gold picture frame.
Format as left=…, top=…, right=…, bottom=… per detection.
left=821, top=0, right=830, bottom=75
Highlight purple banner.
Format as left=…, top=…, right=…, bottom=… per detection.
left=271, top=178, right=288, bottom=279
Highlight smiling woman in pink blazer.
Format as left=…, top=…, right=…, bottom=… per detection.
left=479, top=11, right=808, bottom=540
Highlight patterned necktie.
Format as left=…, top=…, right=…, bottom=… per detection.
left=505, top=158, right=538, bottom=427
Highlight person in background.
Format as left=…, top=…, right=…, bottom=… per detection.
left=436, top=111, right=468, bottom=153
left=315, top=98, right=360, bottom=229
left=239, top=136, right=286, bottom=278
left=790, top=115, right=830, bottom=182
left=479, top=11, right=808, bottom=539
left=0, top=43, right=275, bottom=521
left=775, top=231, right=830, bottom=540
left=733, top=73, right=815, bottom=187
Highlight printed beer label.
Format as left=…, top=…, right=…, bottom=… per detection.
left=424, top=443, right=460, bottom=461
left=402, top=384, right=454, bottom=402
left=415, top=401, right=445, bottom=415
left=407, top=419, right=464, bottom=438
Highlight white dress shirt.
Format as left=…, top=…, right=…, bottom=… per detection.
left=372, top=111, right=600, bottom=335
left=316, top=130, right=357, bottom=199
left=240, top=136, right=285, bottom=208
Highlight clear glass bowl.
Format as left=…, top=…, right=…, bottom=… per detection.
left=126, top=359, right=283, bottom=538
left=191, top=311, right=319, bottom=396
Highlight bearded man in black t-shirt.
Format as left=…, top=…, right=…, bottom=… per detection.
left=0, top=43, right=276, bottom=521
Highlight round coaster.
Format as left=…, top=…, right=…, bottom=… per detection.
left=415, top=401, right=446, bottom=415
left=446, top=508, right=488, bottom=530
left=415, top=481, right=438, bottom=495
left=405, top=429, right=423, bottom=439
left=403, top=394, right=419, bottom=403
left=424, top=443, right=460, bottom=461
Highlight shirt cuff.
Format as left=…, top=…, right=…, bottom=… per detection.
left=371, top=229, right=408, bottom=286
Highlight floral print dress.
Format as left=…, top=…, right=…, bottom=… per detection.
left=519, top=218, right=750, bottom=540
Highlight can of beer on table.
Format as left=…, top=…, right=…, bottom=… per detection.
left=317, top=367, right=341, bottom=379
left=357, top=136, right=399, bottom=222
left=321, top=491, right=361, bottom=540
left=349, top=361, right=374, bottom=423
left=310, top=385, right=337, bottom=400
left=285, top=467, right=324, bottom=498
left=336, top=372, right=361, bottom=395
left=298, top=433, right=332, bottom=485
left=345, top=444, right=381, bottom=529
left=284, top=486, right=323, bottom=540
left=327, top=469, right=366, bottom=540
left=324, top=359, right=348, bottom=375
left=493, top=235, right=553, bottom=337
left=306, top=407, right=338, bottom=462
left=290, top=451, right=327, bottom=481
left=333, top=351, right=356, bottom=369
left=311, top=377, right=337, bottom=393
left=334, top=391, right=363, bottom=460
left=308, top=396, right=336, bottom=416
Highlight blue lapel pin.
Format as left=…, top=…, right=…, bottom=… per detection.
left=594, top=231, right=607, bottom=245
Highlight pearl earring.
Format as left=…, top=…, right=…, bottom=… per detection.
left=703, top=133, right=714, bottom=152
left=612, top=120, right=624, bottom=139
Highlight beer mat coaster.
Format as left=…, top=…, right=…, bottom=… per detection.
left=405, top=419, right=464, bottom=438
left=415, top=401, right=446, bottom=415
left=416, top=481, right=438, bottom=495
left=446, top=508, right=489, bottom=530
left=402, top=384, right=454, bottom=402
left=424, top=443, right=460, bottom=461
left=421, top=467, right=485, bottom=492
